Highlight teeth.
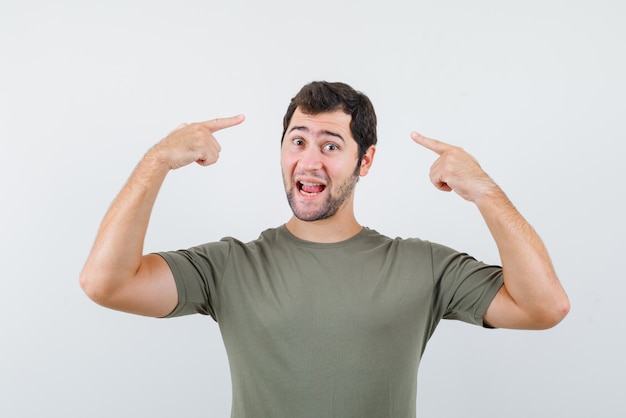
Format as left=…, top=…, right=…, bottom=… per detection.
left=298, top=181, right=324, bottom=196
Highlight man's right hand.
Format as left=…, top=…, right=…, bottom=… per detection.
left=148, top=115, right=245, bottom=170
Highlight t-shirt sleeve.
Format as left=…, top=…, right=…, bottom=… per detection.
left=429, top=242, right=504, bottom=327
left=155, top=240, right=232, bottom=320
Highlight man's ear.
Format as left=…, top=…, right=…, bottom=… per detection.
left=359, top=145, right=376, bottom=177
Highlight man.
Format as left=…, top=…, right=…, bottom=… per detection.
left=80, top=81, right=569, bottom=417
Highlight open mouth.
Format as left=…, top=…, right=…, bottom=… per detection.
left=298, top=181, right=326, bottom=197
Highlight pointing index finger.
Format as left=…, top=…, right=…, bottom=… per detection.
left=410, top=131, right=450, bottom=155
left=202, top=114, right=246, bottom=133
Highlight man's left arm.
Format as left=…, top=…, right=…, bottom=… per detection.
left=411, top=132, right=570, bottom=330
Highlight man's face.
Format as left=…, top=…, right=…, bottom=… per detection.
left=281, top=108, right=369, bottom=222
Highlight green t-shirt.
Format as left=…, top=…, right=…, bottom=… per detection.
left=158, top=225, right=503, bottom=418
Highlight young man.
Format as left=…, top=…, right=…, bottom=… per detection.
left=80, top=81, right=569, bottom=417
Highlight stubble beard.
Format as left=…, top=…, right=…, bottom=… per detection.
left=284, top=165, right=360, bottom=222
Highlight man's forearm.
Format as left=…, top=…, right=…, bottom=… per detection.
left=79, top=116, right=243, bottom=314
left=80, top=154, right=170, bottom=300
left=476, top=185, right=569, bottom=326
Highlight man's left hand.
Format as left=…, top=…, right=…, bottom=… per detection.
left=411, top=132, right=496, bottom=203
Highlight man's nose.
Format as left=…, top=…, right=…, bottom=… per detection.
left=297, top=147, right=323, bottom=171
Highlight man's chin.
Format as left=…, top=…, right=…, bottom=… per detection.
left=291, top=209, right=332, bottom=223
left=286, top=188, right=344, bottom=222
left=289, top=202, right=336, bottom=222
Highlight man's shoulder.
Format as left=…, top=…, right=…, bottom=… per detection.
left=360, top=227, right=431, bottom=248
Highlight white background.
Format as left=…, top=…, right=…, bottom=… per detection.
left=1, top=1, right=624, bottom=417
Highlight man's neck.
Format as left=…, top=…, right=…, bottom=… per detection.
left=285, top=214, right=363, bottom=243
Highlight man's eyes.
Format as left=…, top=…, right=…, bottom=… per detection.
left=291, top=138, right=339, bottom=151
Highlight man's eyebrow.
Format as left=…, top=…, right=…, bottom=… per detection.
left=288, top=126, right=345, bottom=142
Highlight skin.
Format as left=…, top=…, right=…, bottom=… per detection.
left=80, top=108, right=569, bottom=329
left=281, top=109, right=375, bottom=243
left=410, top=132, right=570, bottom=329
left=79, top=116, right=245, bottom=317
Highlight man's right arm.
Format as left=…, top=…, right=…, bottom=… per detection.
left=79, top=115, right=245, bottom=317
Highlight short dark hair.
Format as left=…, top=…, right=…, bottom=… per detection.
left=281, top=81, right=377, bottom=162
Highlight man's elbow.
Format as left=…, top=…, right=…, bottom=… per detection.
left=79, top=268, right=117, bottom=307
left=534, top=294, right=571, bottom=330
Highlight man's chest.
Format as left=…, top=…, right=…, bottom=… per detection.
left=215, top=250, right=435, bottom=358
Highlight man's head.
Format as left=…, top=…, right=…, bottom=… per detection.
left=281, top=81, right=377, bottom=164
left=280, top=82, right=377, bottom=223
